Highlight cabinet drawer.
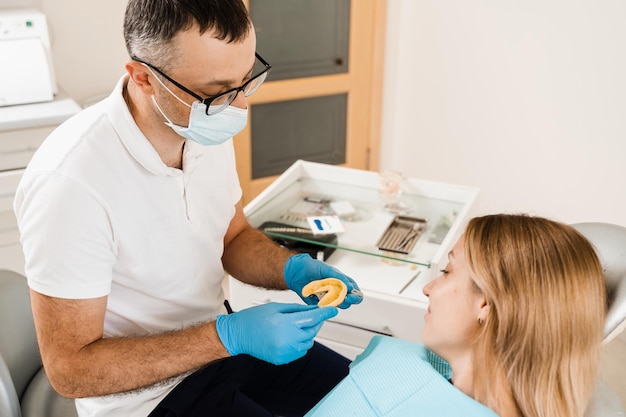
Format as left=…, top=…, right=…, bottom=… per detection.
left=321, top=318, right=386, bottom=346
left=0, top=169, right=23, bottom=212
left=0, top=170, right=25, bottom=274
left=0, top=126, right=52, bottom=170
left=316, top=337, right=364, bottom=361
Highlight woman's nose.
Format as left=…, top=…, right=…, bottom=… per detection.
left=422, top=279, right=433, bottom=297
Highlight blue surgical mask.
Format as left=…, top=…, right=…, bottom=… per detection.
left=147, top=66, right=248, bottom=146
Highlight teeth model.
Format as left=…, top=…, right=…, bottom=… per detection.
left=302, top=278, right=348, bottom=307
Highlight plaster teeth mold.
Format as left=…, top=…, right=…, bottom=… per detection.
left=302, top=278, right=348, bottom=307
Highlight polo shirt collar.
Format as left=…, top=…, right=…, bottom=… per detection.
left=107, top=75, right=186, bottom=177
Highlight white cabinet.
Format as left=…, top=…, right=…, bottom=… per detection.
left=0, top=169, right=25, bottom=274
left=229, top=160, right=479, bottom=359
left=0, top=97, right=81, bottom=274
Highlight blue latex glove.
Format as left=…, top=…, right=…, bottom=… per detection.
left=284, top=253, right=363, bottom=309
left=215, top=302, right=337, bottom=365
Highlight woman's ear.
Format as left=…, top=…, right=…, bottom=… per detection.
left=477, top=295, right=490, bottom=324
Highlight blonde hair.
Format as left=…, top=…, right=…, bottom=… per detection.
left=464, top=214, right=606, bottom=417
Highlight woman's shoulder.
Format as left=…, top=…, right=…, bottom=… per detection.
left=352, top=335, right=451, bottom=378
left=306, top=335, right=498, bottom=416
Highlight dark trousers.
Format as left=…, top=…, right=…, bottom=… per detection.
left=148, top=342, right=350, bottom=417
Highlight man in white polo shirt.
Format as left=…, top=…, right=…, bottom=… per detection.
left=13, top=1, right=362, bottom=416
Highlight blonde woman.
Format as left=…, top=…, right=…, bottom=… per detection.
left=307, top=214, right=606, bottom=417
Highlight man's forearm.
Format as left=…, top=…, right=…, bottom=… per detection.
left=222, top=225, right=293, bottom=290
left=47, top=321, right=228, bottom=398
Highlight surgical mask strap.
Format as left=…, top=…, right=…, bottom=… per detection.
left=150, top=96, right=177, bottom=127
left=143, top=64, right=192, bottom=109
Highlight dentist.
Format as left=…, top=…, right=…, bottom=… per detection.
left=14, top=1, right=362, bottom=416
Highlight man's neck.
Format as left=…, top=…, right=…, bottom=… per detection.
left=124, top=81, right=185, bottom=169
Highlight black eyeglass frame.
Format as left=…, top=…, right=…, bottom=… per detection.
left=131, top=53, right=272, bottom=115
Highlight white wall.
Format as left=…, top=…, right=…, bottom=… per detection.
left=380, top=0, right=626, bottom=227
left=19, top=0, right=626, bottom=227
left=39, top=0, right=128, bottom=105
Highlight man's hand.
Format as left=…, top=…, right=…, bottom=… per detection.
left=215, top=302, right=337, bottom=365
left=284, top=253, right=363, bottom=309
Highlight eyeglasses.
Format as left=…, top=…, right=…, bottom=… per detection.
left=131, top=53, right=271, bottom=115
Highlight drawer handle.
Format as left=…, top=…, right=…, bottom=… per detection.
left=326, top=319, right=393, bottom=337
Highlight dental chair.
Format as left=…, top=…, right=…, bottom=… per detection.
left=574, top=223, right=626, bottom=344
left=0, top=269, right=77, bottom=417
left=574, top=223, right=626, bottom=417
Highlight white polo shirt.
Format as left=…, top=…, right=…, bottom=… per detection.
left=14, top=75, right=242, bottom=417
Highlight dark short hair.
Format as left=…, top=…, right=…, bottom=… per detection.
left=124, top=0, right=251, bottom=69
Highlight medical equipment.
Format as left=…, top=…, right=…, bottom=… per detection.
left=377, top=216, right=427, bottom=255
left=0, top=9, right=57, bottom=106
